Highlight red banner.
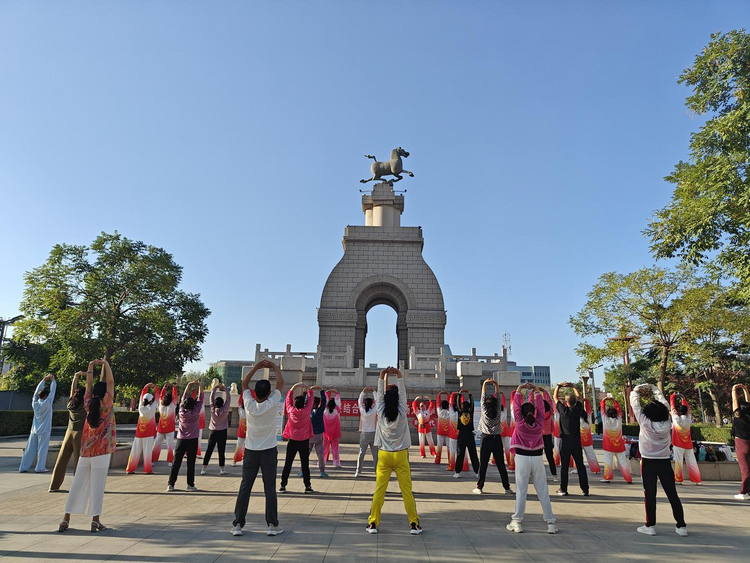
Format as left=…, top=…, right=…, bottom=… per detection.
left=339, top=400, right=436, bottom=429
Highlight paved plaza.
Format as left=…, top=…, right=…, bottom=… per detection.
left=1, top=437, right=749, bottom=562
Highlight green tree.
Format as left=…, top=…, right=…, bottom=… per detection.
left=601, top=355, right=657, bottom=412
left=677, top=283, right=750, bottom=426
left=7, top=232, right=210, bottom=392
left=646, top=30, right=750, bottom=299
left=570, top=266, right=696, bottom=393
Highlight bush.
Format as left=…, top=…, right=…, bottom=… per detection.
left=0, top=409, right=155, bottom=436
left=621, top=423, right=733, bottom=444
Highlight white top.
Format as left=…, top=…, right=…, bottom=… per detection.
left=630, top=384, right=672, bottom=459
left=358, top=391, right=378, bottom=433
left=374, top=377, right=411, bottom=452
left=158, top=402, right=175, bottom=420
left=243, top=388, right=281, bottom=451
left=31, top=379, right=56, bottom=435
left=138, top=398, right=158, bottom=420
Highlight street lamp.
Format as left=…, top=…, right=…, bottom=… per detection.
left=583, top=364, right=602, bottom=424
left=0, top=315, right=25, bottom=375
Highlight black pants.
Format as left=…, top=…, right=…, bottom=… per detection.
left=641, top=457, right=686, bottom=527
left=543, top=434, right=557, bottom=476
left=169, top=437, right=198, bottom=487
left=203, top=429, right=227, bottom=467
left=477, top=434, right=510, bottom=490
left=233, top=447, right=278, bottom=528
left=281, top=438, right=311, bottom=488
left=560, top=437, right=589, bottom=493
left=456, top=432, right=479, bottom=474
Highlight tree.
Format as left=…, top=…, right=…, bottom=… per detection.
left=601, top=355, right=658, bottom=412
left=570, top=266, right=696, bottom=393
left=676, top=283, right=750, bottom=426
left=7, top=232, right=210, bottom=393
left=646, top=30, right=750, bottom=299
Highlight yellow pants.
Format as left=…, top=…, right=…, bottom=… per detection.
left=368, top=449, right=419, bottom=527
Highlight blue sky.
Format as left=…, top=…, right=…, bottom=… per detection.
left=1, top=1, right=746, bottom=384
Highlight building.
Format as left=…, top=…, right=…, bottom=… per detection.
left=210, top=360, right=250, bottom=390
left=506, top=362, right=551, bottom=387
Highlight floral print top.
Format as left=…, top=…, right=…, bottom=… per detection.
left=81, top=391, right=117, bottom=457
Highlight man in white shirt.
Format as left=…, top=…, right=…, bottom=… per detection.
left=232, top=359, right=285, bottom=538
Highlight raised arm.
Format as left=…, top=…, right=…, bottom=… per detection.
left=651, top=384, right=668, bottom=408
left=553, top=383, right=561, bottom=404
left=211, top=385, right=218, bottom=407
left=733, top=384, right=743, bottom=412
left=70, top=372, right=80, bottom=398
left=242, top=359, right=270, bottom=393
left=100, top=359, right=114, bottom=396
left=630, top=384, right=649, bottom=425
left=670, top=392, right=678, bottom=414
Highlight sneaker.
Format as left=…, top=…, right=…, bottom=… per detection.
left=200, top=467, right=206, bottom=475
left=675, top=527, right=688, bottom=537
left=320, top=472, right=330, bottom=478
left=600, top=479, right=611, bottom=483
left=553, top=476, right=559, bottom=483
left=166, top=484, right=175, bottom=492
left=410, top=523, right=423, bottom=535
left=304, top=486, right=314, bottom=494
left=472, top=488, right=482, bottom=495
left=186, top=485, right=198, bottom=492
left=278, top=486, right=286, bottom=493
left=297, top=471, right=304, bottom=477
left=734, top=493, right=750, bottom=500
left=506, top=520, right=523, bottom=533
left=220, top=469, right=228, bottom=476
left=453, top=473, right=461, bottom=479
left=571, top=469, right=578, bottom=474
left=582, top=491, right=590, bottom=497
left=267, top=525, right=283, bottom=537
left=231, top=524, right=243, bottom=536
left=354, top=472, right=360, bottom=478
left=547, top=523, right=558, bottom=534
left=421, top=455, right=426, bottom=459
left=637, top=525, right=656, bottom=536
left=556, top=489, right=569, bottom=496
left=168, top=462, right=173, bottom=468
left=366, top=523, right=377, bottom=534
left=504, top=489, right=514, bottom=495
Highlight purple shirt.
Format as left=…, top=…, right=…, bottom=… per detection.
left=209, top=387, right=231, bottom=431
left=177, top=388, right=204, bottom=440
left=510, top=391, right=545, bottom=454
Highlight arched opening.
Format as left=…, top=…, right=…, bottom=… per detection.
left=363, top=304, right=399, bottom=369
left=353, top=281, right=410, bottom=369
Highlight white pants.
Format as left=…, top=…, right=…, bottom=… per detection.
left=152, top=432, right=174, bottom=463
left=126, top=436, right=154, bottom=473
left=512, top=454, right=556, bottom=524
left=19, top=431, right=51, bottom=472
left=583, top=444, right=600, bottom=473
left=674, top=446, right=701, bottom=483
left=65, top=454, right=111, bottom=517
left=603, top=450, right=632, bottom=482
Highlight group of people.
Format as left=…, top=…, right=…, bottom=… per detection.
left=17, top=357, right=750, bottom=538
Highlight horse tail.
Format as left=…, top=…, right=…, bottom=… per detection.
left=365, top=154, right=376, bottom=160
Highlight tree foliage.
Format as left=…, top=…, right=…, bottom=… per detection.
left=646, top=30, right=750, bottom=299
left=569, top=266, right=696, bottom=392
left=5, top=232, right=210, bottom=394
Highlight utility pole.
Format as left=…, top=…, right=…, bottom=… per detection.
left=587, top=366, right=601, bottom=423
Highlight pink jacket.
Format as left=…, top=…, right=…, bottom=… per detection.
left=510, top=391, right=545, bottom=454
left=283, top=389, right=314, bottom=441
left=323, top=392, right=342, bottom=440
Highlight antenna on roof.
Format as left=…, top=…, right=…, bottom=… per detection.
left=502, top=333, right=511, bottom=358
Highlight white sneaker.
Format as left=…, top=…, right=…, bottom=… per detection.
left=553, top=476, right=559, bottom=483
left=472, top=488, right=482, bottom=494
left=166, top=484, right=175, bottom=492
left=506, top=521, right=523, bottom=533
left=547, top=523, right=558, bottom=534
left=675, top=527, right=688, bottom=537
left=231, top=524, right=243, bottom=536
left=637, top=525, right=656, bottom=536
left=734, top=493, right=750, bottom=500
left=220, top=469, right=228, bottom=475
left=571, top=469, right=578, bottom=474
left=600, top=479, right=611, bottom=483
left=453, top=473, right=461, bottom=479
left=168, top=462, right=173, bottom=468
left=186, top=485, right=198, bottom=492
left=354, top=472, right=360, bottom=478
left=200, top=467, right=206, bottom=475
left=267, top=525, right=283, bottom=537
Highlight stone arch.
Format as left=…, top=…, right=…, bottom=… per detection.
left=350, top=277, right=412, bottom=367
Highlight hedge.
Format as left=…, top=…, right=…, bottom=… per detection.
left=0, top=410, right=150, bottom=436
left=621, top=424, right=733, bottom=444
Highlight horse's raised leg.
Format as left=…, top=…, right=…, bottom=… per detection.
left=391, top=174, right=403, bottom=182
left=402, top=169, right=414, bottom=177
left=360, top=176, right=377, bottom=184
